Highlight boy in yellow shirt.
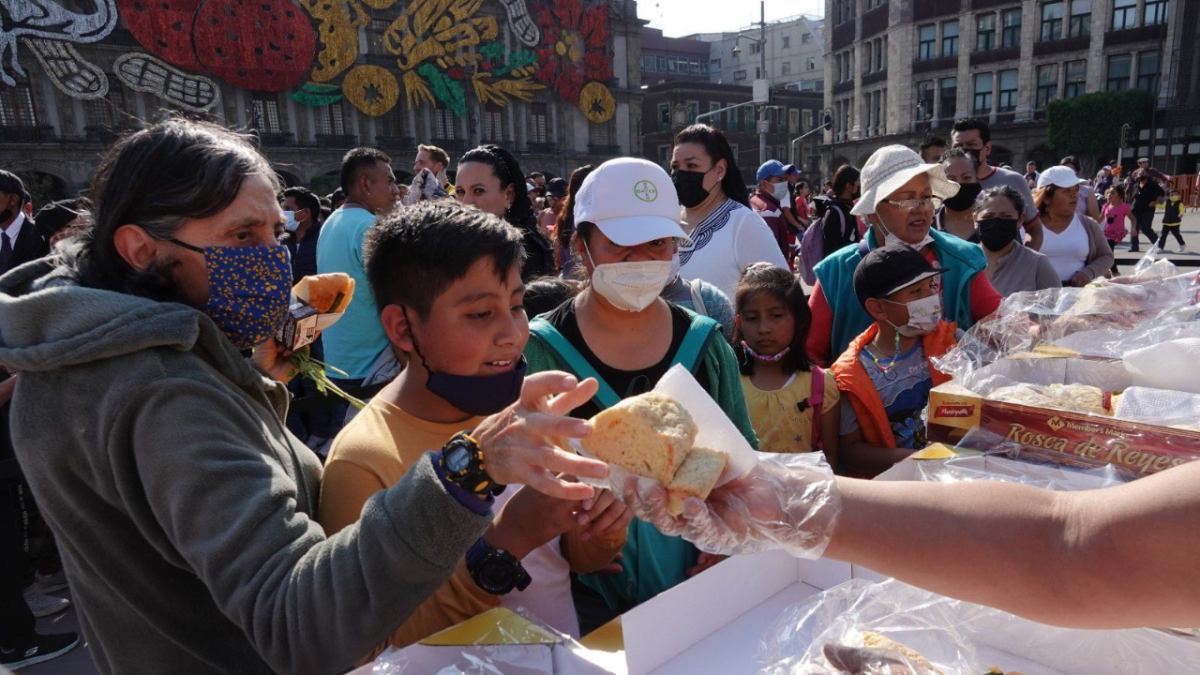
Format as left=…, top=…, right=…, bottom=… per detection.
left=318, top=202, right=629, bottom=659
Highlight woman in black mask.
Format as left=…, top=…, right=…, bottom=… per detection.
left=936, top=148, right=984, bottom=242
left=669, top=124, right=788, bottom=298
left=974, top=186, right=1060, bottom=296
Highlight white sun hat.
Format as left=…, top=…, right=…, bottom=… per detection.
left=574, top=158, right=691, bottom=246
left=1037, top=165, right=1087, bottom=189
left=851, top=144, right=961, bottom=216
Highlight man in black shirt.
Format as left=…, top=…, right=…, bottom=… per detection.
left=279, top=187, right=323, bottom=284
left=1129, top=173, right=1164, bottom=253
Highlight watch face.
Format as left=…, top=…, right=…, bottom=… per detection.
left=479, top=557, right=514, bottom=593
left=445, top=445, right=471, bottom=473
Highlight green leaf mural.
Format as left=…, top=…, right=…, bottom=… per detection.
left=290, top=82, right=344, bottom=107
left=418, top=63, right=466, bottom=117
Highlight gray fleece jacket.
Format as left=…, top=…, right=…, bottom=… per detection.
left=0, top=257, right=491, bottom=675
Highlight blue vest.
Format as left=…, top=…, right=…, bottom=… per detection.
left=815, top=229, right=987, bottom=362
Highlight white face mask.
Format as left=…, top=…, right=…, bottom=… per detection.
left=772, top=181, right=790, bottom=201
left=283, top=210, right=300, bottom=232
left=882, top=227, right=934, bottom=252
left=884, top=293, right=942, bottom=337
left=584, top=241, right=673, bottom=312
left=668, top=251, right=682, bottom=283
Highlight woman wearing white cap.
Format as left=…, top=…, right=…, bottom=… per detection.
left=524, top=157, right=757, bottom=629
left=1034, top=166, right=1114, bottom=287
left=806, top=145, right=1002, bottom=365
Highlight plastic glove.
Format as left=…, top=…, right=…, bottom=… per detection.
left=621, top=453, right=840, bottom=559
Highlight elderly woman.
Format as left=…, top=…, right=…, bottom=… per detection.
left=0, top=119, right=606, bottom=675
left=1035, top=166, right=1114, bottom=287
left=974, top=186, right=1061, bottom=296
left=806, top=145, right=1002, bottom=365
left=525, top=157, right=756, bottom=630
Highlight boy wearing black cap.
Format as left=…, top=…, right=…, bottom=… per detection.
left=831, top=245, right=960, bottom=477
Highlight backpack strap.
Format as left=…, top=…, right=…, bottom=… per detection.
left=671, top=313, right=719, bottom=372
left=528, top=318, right=622, bottom=409
left=686, top=279, right=709, bottom=317
left=809, top=366, right=825, bottom=451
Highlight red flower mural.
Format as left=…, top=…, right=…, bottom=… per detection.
left=533, top=0, right=611, bottom=104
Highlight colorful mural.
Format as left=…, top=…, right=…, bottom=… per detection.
left=2, top=0, right=617, bottom=124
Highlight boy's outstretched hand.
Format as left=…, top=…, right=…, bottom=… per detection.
left=473, top=372, right=608, bottom=501
left=622, top=454, right=842, bottom=560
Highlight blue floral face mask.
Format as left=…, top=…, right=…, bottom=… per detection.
left=171, top=240, right=292, bottom=350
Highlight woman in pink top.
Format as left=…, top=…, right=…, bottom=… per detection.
left=1102, top=185, right=1135, bottom=276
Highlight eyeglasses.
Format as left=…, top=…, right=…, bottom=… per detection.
left=880, top=198, right=936, bottom=211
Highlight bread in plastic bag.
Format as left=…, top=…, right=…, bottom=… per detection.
left=757, top=578, right=1200, bottom=675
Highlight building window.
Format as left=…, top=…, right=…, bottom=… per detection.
left=941, top=20, right=959, bottom=57
left=1138, top=50, right=1161, bottom=95
left=782, top=61, right=792, bottom=75
left=529, top=103, right=549, bottom=144
left=803, top=108, right=813, bottom=129
left=1036, top=64, right=1059, bottom=108
left=998, top=69, right=1018, bottom=112
left=744, top=105, right=755, bottom=133
left=1144, top=0, right=1167, bottom=26
left=802, top=33, right=812, bottom=44
left=1112, top=0, right=1136, bottom=30
left=973, top=72, right=994, bottom=114
left=1106, top=54, right=1132, bottom=91
left=1064, top=59, right=1086, bottom=98
left=686, top=101, right=698, bottom=123
left=733, top=69, right=747, bottom=81
left=432, top=107, right=455, bottom=140
left=939, top=77, right=957, bottom=120
left=755, top=66, right=762, bottom=79
left=1001, top=9, right=1022, bottom=47
left=251, top=91, right=281, bottom=134
left=1068, top=0, right=1091, bottom=37
left=1041, top=2, right=1064, bottom=41
left=85, top=77, right=126, bottom=129
left=711, top=58, right=721, bottom=71
left=807, top=57, right=816, bottom=71
left=751, top=42, right=762, bottom=55
left=976, top=14, right=996, bottom=52
left=789, top=108, right=800, bottom=134
left=874, top=37, right=884, bottom=71
left=918, top=24, right=936, bottom=60
left=316, top=101, right=346, bottom=136
left=782, top=35, right=791, bottom=49
left=917, top=81, right=934, bottom=120
left=658, top=103, right=670, bottom=131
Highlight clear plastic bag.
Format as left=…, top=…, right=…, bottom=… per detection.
left=757, top=578, right=1200, bottom=675
left=916, top=429, right=1129, bottom=490
left=360, top=606, right=612, bottom=675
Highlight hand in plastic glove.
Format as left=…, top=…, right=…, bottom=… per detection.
left=622, top=453, right=840, bottom=559
left=473, top=372, right=608, bottom=501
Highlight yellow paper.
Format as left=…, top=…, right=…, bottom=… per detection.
left=911, top=443, right=958, bottom=460
left=419, top=607, right=559, bottom=646
left=578, top=617, right=624, bottom=653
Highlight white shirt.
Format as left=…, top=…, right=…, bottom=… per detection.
left=679, top=199, right=789, bottom=298
left=1, top=211, right=26, bottom=247
left=1040, top=214, right=1090, bottom=282
left=492, top=487, right=578, bottom=638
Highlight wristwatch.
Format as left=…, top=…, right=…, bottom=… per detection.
left=440, top=431, right=504, bottom=496
left=466, top=538, right=532, bottom=595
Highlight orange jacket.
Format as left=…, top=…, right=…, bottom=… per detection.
left=831, top=321, right=958, bottom=449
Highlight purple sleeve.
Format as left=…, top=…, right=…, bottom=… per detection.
left=431, top=451, right=495, bottom=516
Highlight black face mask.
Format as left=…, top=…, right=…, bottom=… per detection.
left=977, top=217, right=1020, bottom=252
left=404, top=308, right=527, bottom=416
left=942, top=182, right=983, bottom=212
left=672, top=169, right=714, bottom=208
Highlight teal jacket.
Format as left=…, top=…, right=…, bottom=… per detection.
left=524, top=307, right=757, bottom=611
left=815, top=229, right=987, bottom=361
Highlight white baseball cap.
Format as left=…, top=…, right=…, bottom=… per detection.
left=574, top=158, right=691, bottom=246
left=851, top=145, right=960, bottom=216
left=1037, top=165, right=1087, bottom=189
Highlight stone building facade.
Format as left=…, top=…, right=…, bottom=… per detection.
left=700, top=14, right=827, bottom=93
left=0, top=0, right=645, bottom=201
left=823, top=0, right=1191, bottom=177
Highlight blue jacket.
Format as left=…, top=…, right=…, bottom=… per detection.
left=815, top=229, right=987, bottom=362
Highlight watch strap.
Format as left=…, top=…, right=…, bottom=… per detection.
left=466, top=538, right=532, bottom=595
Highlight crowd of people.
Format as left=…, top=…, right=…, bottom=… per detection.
left=0, top=111, right=1196, bottom=674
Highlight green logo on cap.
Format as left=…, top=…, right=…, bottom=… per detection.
left=634, top=180, right=658, bottom=202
